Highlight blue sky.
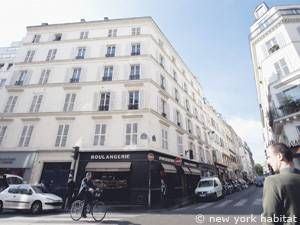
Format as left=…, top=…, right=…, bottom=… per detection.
left=1, top=0, right=300, bottom=164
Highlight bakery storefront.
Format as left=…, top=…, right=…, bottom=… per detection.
left=0, top=151, right=36, bottom=181
left=76, top=151, right=202, bottom=207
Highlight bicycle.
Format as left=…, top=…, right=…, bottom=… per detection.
left=70, top=188, right=108, bottom=222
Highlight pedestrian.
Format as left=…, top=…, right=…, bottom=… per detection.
left=262, top=143, right=300, bottom=225
left=65, top=174, right=75, bottom=209
left=160, top=179, right=167, bottom=207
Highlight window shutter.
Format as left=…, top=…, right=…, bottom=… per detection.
left=64, top=68, right=71, bottom=83
left=173, top=108, right=177, bottom=123
left=277, top=34, right=286, bottom=48
left=122, top=91, right=128, bottom=110
left=24, top=70, right=32, bottom=85
left=93, top=92, right=99, bottom=111
left=156, top=96, right=161, bottom=114
left=139, top=90, right=144, bottom=109
left=109, top=91, right=114, bottom=110
left=165, top=102, right=170, bottom=119
left=10, top=71, right=19, bottom=85
left=29, top=95, right=37, bottom=112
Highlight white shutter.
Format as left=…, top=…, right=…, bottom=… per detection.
left=139, top=90, right=144, bottom=109
left=165, top=102, right=170, bottom=119
left=109, top=91, right=115, bottom=110
left=173, top=108, right=177, bottom=123
left=156, top=96, right=161, bottom=114
left=10, top=71, right=19, bottom=85
left=261, top=44, right=268, bottom=59
left=80, top=67, right=86, bottom=82
left=93, top=92, right=99, bottom=111
left=24, top=70, right=32, bottom=85
left=277, top=34, right=286, bottom=48
left=122, top=91, right=128, bottom=110
left=64, top=68, right=71, bottom=83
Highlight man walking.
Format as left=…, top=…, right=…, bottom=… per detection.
left=262, top=143, right=300, bottom=225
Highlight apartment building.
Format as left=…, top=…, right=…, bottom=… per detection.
left=0, top=17, right=251, bottom=206
left=250, top=3, right=300, bottom=147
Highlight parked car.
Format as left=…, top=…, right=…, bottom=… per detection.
left=0, top=184, right=63, bottom=214
left=0, top=174, right=23, bottom=192
left=230, top=180, right=242, bottom=192
left=194, top=177, right=223, bottom=201
left=255, top=176, right=265, bottom=187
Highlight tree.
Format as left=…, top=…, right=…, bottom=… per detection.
left=254, top=164, right=264, bottom=176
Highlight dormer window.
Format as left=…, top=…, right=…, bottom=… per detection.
left=54, top=33, right=62, bottom=41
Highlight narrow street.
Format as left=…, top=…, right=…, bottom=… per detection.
left=0, top=186, right=263, bottom=225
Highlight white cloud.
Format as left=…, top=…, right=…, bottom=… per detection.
left=228, top=117, right=266, bottom=165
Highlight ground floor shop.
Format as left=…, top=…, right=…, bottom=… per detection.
left=75, top=150, right=215, bottom=208
left=0, top=151, right=36, bottom=181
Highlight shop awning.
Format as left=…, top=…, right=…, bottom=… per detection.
left=189, top=167, right=201, bottom=175
left=85, top=162, right=131, bottom=172
left=162, top=163, right=177, bottom=173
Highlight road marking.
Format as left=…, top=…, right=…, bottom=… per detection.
left=196, top=202, right=214, bottom=209
left=233, top=199, right=248, bottom=207
left=253, top=198, right=262, bottom=205
left=214, top=200, right=233, bottom=208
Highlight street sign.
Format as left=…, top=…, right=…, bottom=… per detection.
left=174, top=157, right=182, bottom=166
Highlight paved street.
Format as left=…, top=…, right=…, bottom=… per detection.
left=0, top=186, right=263, bottom=225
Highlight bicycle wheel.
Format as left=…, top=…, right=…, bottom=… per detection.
left=91, top=201, right=107, bottom=222
left=70, top=200, right=84, bottom=221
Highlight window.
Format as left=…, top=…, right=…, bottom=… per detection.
left=297, top=126, right=300, bottom=138
left=129, top=64, right=140, bottom=80
left=131, top=43, right=140, bottom=56
left=32, top=34, right=41, bottom=43
left=0, top=79, right=6, bottom=87
left=198, top=146, right=205, bottom=162
left=70, top=68, right=81, bottom=83
left=185, top=99, right=190, bottom=112
left=46, top=49, right=57, bottom=61
left=24, top=50, right=35, bottom=63
left=99, top=92, right=110, bottom=111
left=29, top=95, right=43, bottom=113
left=106, top=45, right=115, bottom=57
left=188, top=142, right=194, bottom=159
left=194, top=108, right=198, bottom=119
left=283, top=85, right=300, bottom=101
left=76, top=47, right=86, bottom=59
left=159, top=54, right=164, bottom=68
left=108, top=29, right=117, bottom=37
left=103, top=66, right=113, bottom=81
left=160, top=75, right=166, bottom=90
left=0, top=126, right=7, bottom=145
left=176, top=110, right=182, bottom=127
left=18, top=125, right=34, bottom=147
left=63, top=93, right=76, bottom=112
left=93, top=124, right=106, bottom=145
left=173, top=71, right=177, bottom=82
left=274, top=58, right=289, bottom=76
left=128, top=91, right=139, bottom=110
left=0, top=64, right=4, bottom=69
left=183, top=82, right=187, bottom=92
left=196, top=126, right=202, bottom=140
left=125, top=123, right=138, bottom=145
left=38, top=69, right=50, bottom=85
left=174, top=88, right=179, bottom=103
left=15, top=70, right=27, bottom=86
left=4, top=96, right=18, bottom=113
left=177, top=135, right=183, bottom=155
left=7, top=63, right=13, bottom=70
left=80, top=31, right=89, bottom=39
left=131, top=27, right=141, bottom=36
left=187, top=118, right=193, bottom=134
left=53, top=33, right=62, bottom=41
left=162, top=129, right=168, bottom=150
left=266, top=37, right=279, bottom=54
left=161, top=99, right=167, bottom=118
left=55, top=124, right=69, bottom=147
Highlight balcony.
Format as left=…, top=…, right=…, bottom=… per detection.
left=98, top=105, right=109, bottom=111
left=128, top=104, right=139, bottom=110
left=70, top=78, right=79, bottom=83
left=15, top=80, right=24, bottom=86
left=268, top=44, right=280, bottom=54
left=105, top=53, right=115, bottom=57
left=102, top=76, right=112, bottom=81
left=272, top=99, right=300, bottom=120
left=131, top=52, right=140, bottom=56
left=129, top=75, right=140, bottom=80
left=75, top=55, right=84, bottom=59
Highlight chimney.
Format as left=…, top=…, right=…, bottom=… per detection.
left=41, top=23, right=48, bottom=26
left=80, top=19, right=86, bottom=22
left=104, top=17, right=109, bottom=21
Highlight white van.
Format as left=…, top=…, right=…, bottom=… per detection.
left=194, top=177, right=223, bottom=201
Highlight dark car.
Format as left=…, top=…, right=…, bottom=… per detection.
left=223, top=182, right=234, bottom=195
left=255, top=176, right=265, bottom=187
